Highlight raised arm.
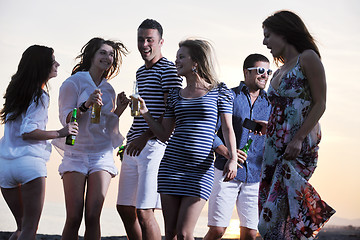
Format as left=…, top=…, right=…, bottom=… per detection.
left=138, top=96, right=175, bottom=143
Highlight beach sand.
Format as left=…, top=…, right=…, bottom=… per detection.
left=1, top=226, right=360, bottom=240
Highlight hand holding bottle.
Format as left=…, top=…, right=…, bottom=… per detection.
left=65, top=108, right=79, bottom=145
left=58, top=122, right=78, bottom=138
left=89, top=89, right=103, bottom=124
left=236, top=149, right=247, bottom=167
left=137, top=96, right=149, bottom=116
left=237, top=138, right=253, bottom=167
left=87, top=89, right=103, bottom=106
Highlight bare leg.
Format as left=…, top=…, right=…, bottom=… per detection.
left=137, top=208, right=161, bottom=240
left=160, top=194, right=181, bottom=240
left=3, top=177, right=46, bottom=240
left=240, top=226, right=257, bottom=240
left=19, top=177, right=46, bottom=240
left=61, top=172, right=86, bottom=240
left=117, top=205, right=142, bottom=240
left=203, top=226, right=227, bottom=240
left=1, top=185, right=23, bottom=240
left=176, top=196, right=206, bottom=240
left=83, top=171, right=111, bottom=240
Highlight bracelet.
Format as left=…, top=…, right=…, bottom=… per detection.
left=79, top=101, right=89, bottom=112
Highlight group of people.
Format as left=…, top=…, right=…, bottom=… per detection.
left=0, top=10, right=335, bottom=240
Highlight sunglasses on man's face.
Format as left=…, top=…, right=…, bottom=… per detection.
left=247, top=67, right=272, bottom=76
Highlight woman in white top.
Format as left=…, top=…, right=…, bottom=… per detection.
left=0, top=45, right=78, bottom=240
left=52, top=38, right=129, bottom=239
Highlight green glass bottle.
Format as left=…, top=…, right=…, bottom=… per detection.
left=118, top=145, right=125, bottom=161
left=240, top=138, right=253, bottom=154
left=65, top=108, right=77, bottom=145
left=238, top=138, right=253, bottom=166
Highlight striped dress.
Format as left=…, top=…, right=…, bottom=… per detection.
left=158, top=83, right=233, bottom=200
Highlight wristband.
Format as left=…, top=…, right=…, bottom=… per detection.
left=79, top=101, right=89, bottom=112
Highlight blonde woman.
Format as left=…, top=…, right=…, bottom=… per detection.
left=138, top=39, right=237, bottom=239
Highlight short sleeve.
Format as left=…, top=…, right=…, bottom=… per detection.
left=213, top=134, right=225, bottom=150
left=20, top=92, right=49, bottom=135
left=160, top=61, right=183, bottom=93
left=164, top=88, right=180, bottom=118
left=217, top=82, right=233, bottom=114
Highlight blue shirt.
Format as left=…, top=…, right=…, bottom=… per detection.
left=213, top=81, right=271, bottom=183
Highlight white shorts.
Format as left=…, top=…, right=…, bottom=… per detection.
left=207, top=168, right=259, bottom=230
left=0, top=156, right=47, bottom=188
left=117, top=139, right=165, bottom=209
left=59, top=150, right=118, bottom=177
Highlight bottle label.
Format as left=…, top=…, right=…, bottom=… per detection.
left=130, top=94, right=140, bottom=117
left=91, top=104, right=101, bottom=123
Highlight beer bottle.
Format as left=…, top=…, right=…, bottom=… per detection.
left=130, top=81, right=140, bottom=117
left=240, top=138, right=253, bottom=154
left=118, top=145, right=125, bottom=161
left=238, top=138, right=253, bottom=166
left=65, top=108, right=77, bottom=145
left=91, top=89, right=101, bottom=123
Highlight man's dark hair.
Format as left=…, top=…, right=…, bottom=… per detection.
left=243, top=54, right=269, bottom=70
left=138, top=19, right=163, bottom=38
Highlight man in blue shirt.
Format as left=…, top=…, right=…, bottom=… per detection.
left=204, top=54, right=272, bottom=240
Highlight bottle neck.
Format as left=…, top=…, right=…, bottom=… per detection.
left=133, top=81, right=138, bottom=94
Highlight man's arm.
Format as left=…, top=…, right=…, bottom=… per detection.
left=126, top=92, right=169, bottom=156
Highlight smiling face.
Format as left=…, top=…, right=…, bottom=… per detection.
left=175, top=46, right=196, bottom=77
left=91, top=44, right=114, bottom=72
left=137, top=28, right=164, bottom=68
left=244, top=61, right=270, bottom=91
left=263, top=27, right=286, bottom=59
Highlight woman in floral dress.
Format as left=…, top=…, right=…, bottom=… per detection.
left=258, top=10, right=335, bottom=239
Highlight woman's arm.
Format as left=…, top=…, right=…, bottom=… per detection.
left=114, top=91, right=130, bottom=117
left=220, top=113, right=237, bottom=181
left=65, top=89, right=103, bottom=123
left=22, top=122, right=78, bottom=141
left=284, top=49, right=326, bottom=159
left=139, top=97, right=175, bottom=142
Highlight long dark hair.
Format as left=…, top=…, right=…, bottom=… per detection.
left=72, top=37, right=128, bottom=80
left=263, top=10, right=320, bottom=64
left=0, top=45, right=54, bottom=123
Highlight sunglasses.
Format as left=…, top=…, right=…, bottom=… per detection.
left=247, top=67, right=272, bottom=76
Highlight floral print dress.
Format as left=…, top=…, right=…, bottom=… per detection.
left=258, top=56, right=335, bottom=240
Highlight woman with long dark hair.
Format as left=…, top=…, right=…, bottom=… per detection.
left=52, top=37, right=129, bottom=239
left=0, top=45, right=78, bottom=239
left=258, top=10, right=335, bottom=239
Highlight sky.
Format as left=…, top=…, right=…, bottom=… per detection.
left=0, top=0, right=360, bottom=232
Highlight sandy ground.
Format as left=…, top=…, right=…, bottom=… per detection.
left=1, top=226, right=360, bottom=240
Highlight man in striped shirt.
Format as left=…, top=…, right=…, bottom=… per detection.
left=116, top=19, right=182, bottom=240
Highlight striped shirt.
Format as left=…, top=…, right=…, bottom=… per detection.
left=126, top=57, right=182, bottom=144
left=158, top=83, right=233, bottom=200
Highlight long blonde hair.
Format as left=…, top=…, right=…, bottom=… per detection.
left=179, top=39, right=219, bottom=89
